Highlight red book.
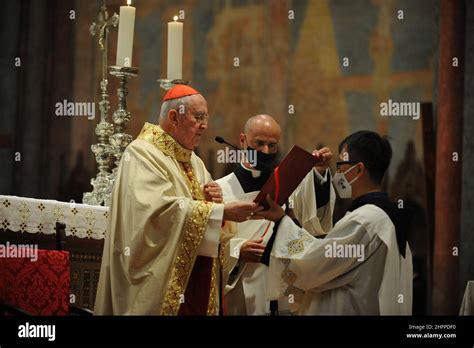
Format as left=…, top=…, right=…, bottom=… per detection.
left=253, top=145, right=318, bottom=209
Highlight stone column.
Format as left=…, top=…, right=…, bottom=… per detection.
left=460, top=0, right=474, bottom=301
left=432, top=0, right=465, bottom=315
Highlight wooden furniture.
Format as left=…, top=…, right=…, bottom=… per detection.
left=57, top=225, right=104, bottom=311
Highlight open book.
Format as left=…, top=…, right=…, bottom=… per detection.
left=253, top=145, right=318, bottom=210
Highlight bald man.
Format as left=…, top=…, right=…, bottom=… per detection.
left=216, top=115, right=336, bottom=315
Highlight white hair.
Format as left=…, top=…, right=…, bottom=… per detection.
left=159, top=95, right=193, bottom=121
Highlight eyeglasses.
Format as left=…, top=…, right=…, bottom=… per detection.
left=193, top=112, right=209, bottom=125
left=172, top=109, right=209, bottom=125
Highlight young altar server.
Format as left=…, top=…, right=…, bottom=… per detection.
left=257, top=130, right=413, bottom=315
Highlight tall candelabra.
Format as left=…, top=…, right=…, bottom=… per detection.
left=83, top=1, right=119, bottom=206
left=109, top=66, right=139, bottom=181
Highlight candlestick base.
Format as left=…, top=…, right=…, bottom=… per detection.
left=157, top=78, right=190, bottom=90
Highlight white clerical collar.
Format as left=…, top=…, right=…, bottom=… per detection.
left=240, top=162, right=261, bottom=178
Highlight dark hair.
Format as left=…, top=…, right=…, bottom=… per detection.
left=338, top=130, right=392, bottom=184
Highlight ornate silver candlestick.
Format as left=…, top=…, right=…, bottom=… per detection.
left=109, top=66, right=139, bottom=182
left=83, top=1, right=119, bottom=206
left=83, top=80, right=115, bottom=206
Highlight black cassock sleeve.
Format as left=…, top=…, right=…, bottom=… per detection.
left=260, top=217, right=282, bottom=266
left=315, top=171, right=331, bottom=208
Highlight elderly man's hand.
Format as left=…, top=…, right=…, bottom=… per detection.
left=312, top=147, right=333, bottom=175
left=223, top=201, right=264, bottom=223
left=203, top=182, right=223, bottom=203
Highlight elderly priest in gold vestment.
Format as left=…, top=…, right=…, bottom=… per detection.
left=94, top=85, right=262, bottom=315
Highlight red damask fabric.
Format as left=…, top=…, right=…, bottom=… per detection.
left=0, top=249, right=70, bottom=315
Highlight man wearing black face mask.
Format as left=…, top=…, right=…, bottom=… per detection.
left=216, top=114, right=336, bottom=315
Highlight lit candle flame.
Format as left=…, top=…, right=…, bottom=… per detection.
left=127, top=0, right=132, bottom=5
left=173, top=15, right=178, bottom=22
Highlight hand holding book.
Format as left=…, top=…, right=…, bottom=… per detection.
left=253, top=145, right=319, bottom=210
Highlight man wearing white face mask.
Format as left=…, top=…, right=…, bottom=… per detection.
left=257, top=130, right=413, bottom=315
left=332, top=164, right=359, bottom=199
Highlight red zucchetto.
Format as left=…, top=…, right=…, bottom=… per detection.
left=163, top=84, right=200, bottom=101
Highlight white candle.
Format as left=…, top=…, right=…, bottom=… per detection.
left=167, top=16, right=183, bottom=80
left=116, top=0, right=136, bottom=67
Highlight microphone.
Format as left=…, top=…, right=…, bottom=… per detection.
left=215, top=136, right=241, bottom=150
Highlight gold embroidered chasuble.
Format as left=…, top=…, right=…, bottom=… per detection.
left=94, top=123, right=220, bottom=315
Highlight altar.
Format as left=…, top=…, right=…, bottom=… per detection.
left=0, top=195, right=108, bottom=312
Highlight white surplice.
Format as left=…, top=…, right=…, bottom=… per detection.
left=217, top=165, right=335, bottom=315
left=266, top=204, right=413, bottom=315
